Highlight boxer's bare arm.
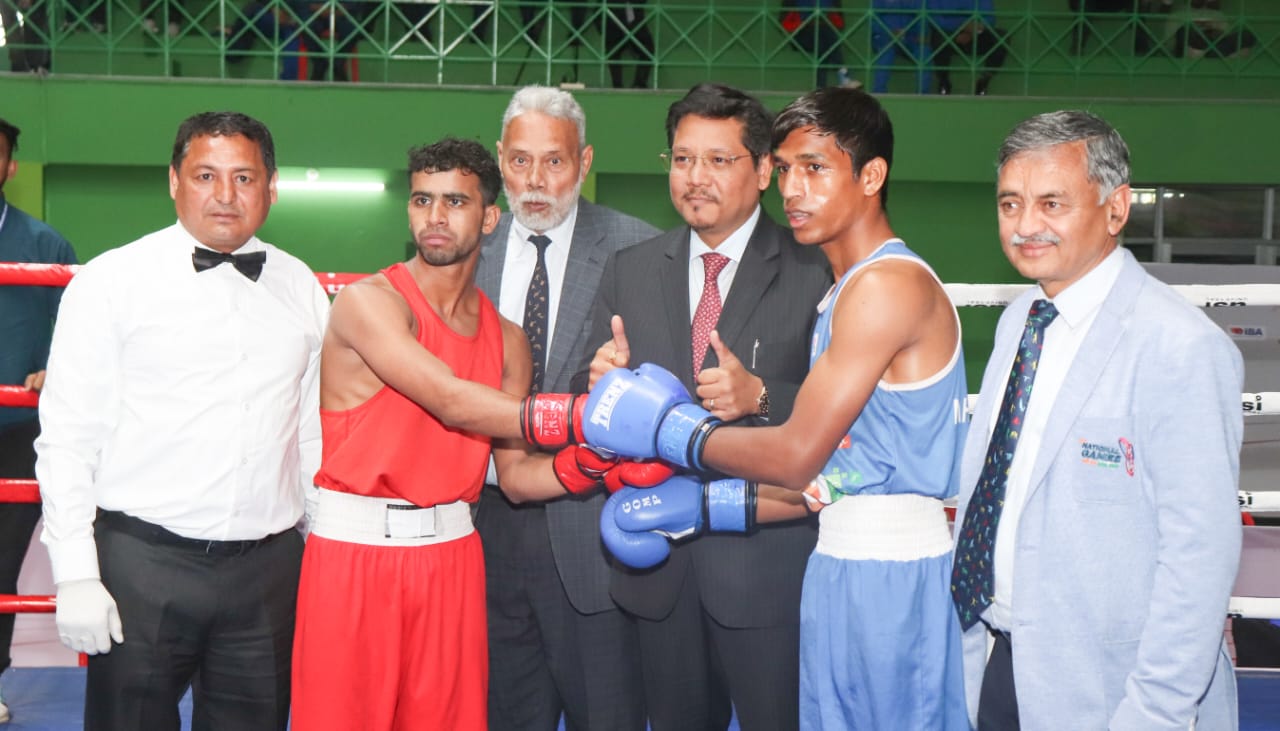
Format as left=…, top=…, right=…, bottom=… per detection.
left=491, top=318, right=577, bottom=503
left=702, top=260, right=956, bottom=491
left=322, top=276, right=524, bottom=439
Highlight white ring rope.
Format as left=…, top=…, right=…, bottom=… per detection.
left=946, top=282, right=1280, bottom=308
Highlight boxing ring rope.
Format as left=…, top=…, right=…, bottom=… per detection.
left=0, top=262, right=366, bottom=295
left=0, top=263, right=1277, bottom=625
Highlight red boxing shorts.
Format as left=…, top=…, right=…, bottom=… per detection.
left=291, top=531, right=487, bottom=730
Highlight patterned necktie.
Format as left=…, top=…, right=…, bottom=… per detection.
left=192, top=247, right=266, bottom=281
left=952, top=299, right=1059, bottom=630
left=691, top=252, right=730, bottom=376
left=523, top=234, right=552, bottom=393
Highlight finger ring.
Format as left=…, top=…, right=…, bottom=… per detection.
left=709, top=398, right=716, bottom=409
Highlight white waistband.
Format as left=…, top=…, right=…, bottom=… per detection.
left=816, top=494, right=953, bottom=561
left=310, top=488, right=474, bottom=547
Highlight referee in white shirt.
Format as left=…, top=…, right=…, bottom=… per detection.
left=34, top=111, right=329, bottom=730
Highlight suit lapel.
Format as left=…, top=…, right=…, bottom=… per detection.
left=713, top=215, right=780, bottom=358
left=476, top=214, right=512, bottom=301
left=660, top=229, right=696, bottom=386
left=1024, top=253, right=1146, bottom=502
left=546, top=199, right=609, bottom=388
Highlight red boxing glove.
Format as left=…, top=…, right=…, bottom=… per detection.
left=554, top=445, right=618, bottom=495
left=521, top=394, right=587, bottom=449
left=604, top=459, right=677, bottom=494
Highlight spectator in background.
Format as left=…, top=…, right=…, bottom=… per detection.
left=0, top=116, right=77, bottom=726
left=299, top=0, right=360, bottom=81
left=141, top=0, right=190, bottom=38
left=604, top=0, right=653, bottom=88
left=871, top=0, right=931, bottom=93
left=781, top=0, right=855, bottom=88
left=63, top=0, right=105, bottom=33
left=1163, top=0, right=1255, bottom=59
left=1068, top=0, right=1134, bottom=54
left=927, top=0, right=1006, bottom=95
left=224, top=0, right=305, bottom=80
left=1, top=0, right=53, bottom=72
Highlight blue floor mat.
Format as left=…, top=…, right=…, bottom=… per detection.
left=2, top=666, right=1276, bottom=730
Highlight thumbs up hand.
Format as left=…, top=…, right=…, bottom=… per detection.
left=694, top=331, right=765, bottom=421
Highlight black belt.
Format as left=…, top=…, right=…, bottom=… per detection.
left=96, top=509, right=292, bottom=557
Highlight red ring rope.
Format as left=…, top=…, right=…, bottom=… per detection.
left=0, top=262, right=366, bottom=294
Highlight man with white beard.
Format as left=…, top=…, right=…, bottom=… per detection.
left=473, top=85, right=659, bottom=731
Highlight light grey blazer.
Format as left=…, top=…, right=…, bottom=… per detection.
left=955, top=250, right=1243, bottom=730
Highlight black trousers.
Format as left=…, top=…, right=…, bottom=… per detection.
left=634, top=579, right=801, bottom=731
left=604, top=3, right=652, bottom=89
left=478, top=486, right=646, bottom=731
left=977, top=629, right=1020, bottom=731
left=0, top=419, right=42, bottom=676
left=86, top=511, right=303, bottom=731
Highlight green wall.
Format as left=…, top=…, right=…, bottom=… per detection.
left=3, top=75, right=1279, bottom=384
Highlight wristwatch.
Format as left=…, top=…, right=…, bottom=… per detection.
left=756, top=384, right=770, bottom=419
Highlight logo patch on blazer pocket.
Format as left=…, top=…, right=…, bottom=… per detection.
left=1118, top=437, right=1135, bottom=476
left=1078, top=438, right=1127, bottom=472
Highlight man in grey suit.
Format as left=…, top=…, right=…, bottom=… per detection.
left=577, top=83, right=829, bottom=731
left=474, top=85, right=658, bottom=731
left=953, top=110, right=1242, bottom=730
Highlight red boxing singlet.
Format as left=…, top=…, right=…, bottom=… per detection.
left=314, top=262, right=504, bottom=506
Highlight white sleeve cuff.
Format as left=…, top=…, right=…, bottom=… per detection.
left=46, top=535, right=101, bottom=585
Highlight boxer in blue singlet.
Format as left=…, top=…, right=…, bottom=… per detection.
left=799, top=238, right=968, bottom=730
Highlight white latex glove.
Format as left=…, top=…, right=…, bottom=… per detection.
left=55, top=579, right=123, bottom=655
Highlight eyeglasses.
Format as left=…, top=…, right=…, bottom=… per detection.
left=659, top=150, right=752, bottom=173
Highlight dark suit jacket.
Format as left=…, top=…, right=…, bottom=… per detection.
left=475, top=197, right=658, bottom=615
left=575, top=212, right=830, bottom=626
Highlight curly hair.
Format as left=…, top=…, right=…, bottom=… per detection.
left=407, top=138, right=502, bottom=207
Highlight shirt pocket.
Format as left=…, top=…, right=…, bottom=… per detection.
left=1067, top=417, right=1141, bottom=505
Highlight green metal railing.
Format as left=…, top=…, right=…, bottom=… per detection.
left=1, top=1, right=1277, bottom=98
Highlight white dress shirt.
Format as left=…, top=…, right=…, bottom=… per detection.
left=487, top=207, right=580, bottom=487
left=687, top=205, right=760, bottom=320
left=497, top=204, right=580, bottom=366
left=989, top=247, right=1125, bottom=630
left=36, top=222, right=329, bottom=585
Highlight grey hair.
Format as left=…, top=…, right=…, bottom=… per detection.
left=997, top=110, right=1130, bottom=203
left=502, top=85, right=587, bottom=151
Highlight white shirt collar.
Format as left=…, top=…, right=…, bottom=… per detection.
left=1038, top=246, right=1125, bottom=329
left=177, top=220, right=266, bottom=255
left=509, top=202, right=579, bottom=255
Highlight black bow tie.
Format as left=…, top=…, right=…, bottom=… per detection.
left=192, top=247, right=266, bottom=282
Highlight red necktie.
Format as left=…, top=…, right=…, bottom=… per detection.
left=691, top=252, right=730, bottom=376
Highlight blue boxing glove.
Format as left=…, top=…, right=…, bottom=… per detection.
left=582, top=363, right=722, bottom=470
left=599, top=486, right=674, bottom=570
left=600, top=477, right=757, bottom=569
